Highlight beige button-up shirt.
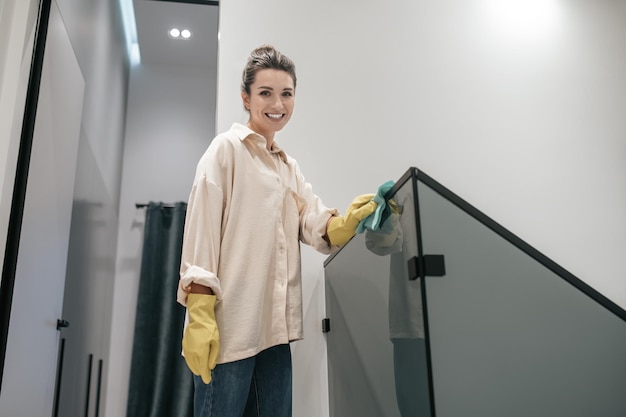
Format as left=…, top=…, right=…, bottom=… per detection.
left=178, top=123, right=338, bottom=364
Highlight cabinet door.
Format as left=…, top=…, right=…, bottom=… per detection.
left=56, top=144, right=112, bottom=417
left=0, top=1, right=85, bottom=415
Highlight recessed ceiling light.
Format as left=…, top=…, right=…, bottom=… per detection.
left=168, top=27, right=192, bottom=40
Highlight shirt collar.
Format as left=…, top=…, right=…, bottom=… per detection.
left=231, top=123, right=288, bottom=163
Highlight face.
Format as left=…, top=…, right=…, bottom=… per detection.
left=242, top=69, right=295, bottom=143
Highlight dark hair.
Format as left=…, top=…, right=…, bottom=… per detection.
left=241, top=45, right=297, bottom=95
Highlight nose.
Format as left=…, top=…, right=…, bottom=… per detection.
left=271, top=95, right=284, bottom=110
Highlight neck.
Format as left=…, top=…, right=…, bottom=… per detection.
left=247, top=123, right=274, bottom=150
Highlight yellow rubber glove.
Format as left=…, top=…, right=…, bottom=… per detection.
left=182, top=293, right=220, bottom=384
left=327, top=194, right=377, bottom=246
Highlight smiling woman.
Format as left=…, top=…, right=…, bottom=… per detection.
left=3, top=1, right=625, bottom=417
left=242, top=68, right=296, bottom=148
left=177, top=44, right=377, bottom=417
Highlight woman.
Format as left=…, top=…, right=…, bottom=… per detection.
left=177, top=44, right=376, bottom=417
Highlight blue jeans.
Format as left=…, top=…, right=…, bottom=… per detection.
left=193, top=344, right=292, bottom=417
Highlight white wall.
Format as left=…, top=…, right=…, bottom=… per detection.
left=107, top=63, right=216, bottom=417
left=216, top=1, right=626, bottom=416
left=56, top=0, right=129, bottom=199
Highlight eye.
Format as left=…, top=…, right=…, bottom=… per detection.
left=282, top=91, right=293, bottom=97
left=260, top=90, right=271, bottom=96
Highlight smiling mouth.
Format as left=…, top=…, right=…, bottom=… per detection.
left=266, top=113, right=284, bottom=120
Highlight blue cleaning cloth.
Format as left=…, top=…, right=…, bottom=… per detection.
left=356, top=180, right=395, bottom=233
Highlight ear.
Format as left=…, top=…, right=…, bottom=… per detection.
left=241, top=92, right=250, bottom=110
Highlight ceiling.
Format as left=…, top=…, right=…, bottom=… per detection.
left=133, top=0, right=219, bottom=68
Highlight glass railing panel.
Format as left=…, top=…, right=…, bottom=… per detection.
left=324, top=174, right=432, bottom=417
left=416, top=177, right=626, bottom=417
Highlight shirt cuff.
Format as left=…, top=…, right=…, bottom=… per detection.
left=312, top=209, right=340, bottom=254
left=177, top=265, right=223, bottom=306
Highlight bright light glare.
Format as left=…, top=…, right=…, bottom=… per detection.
left=130, top=43, right=141, bottom=65
left=119, top=0, right=141, bottom=64
left=481, top=0, right=563, bottom=45
left=181, top=29, right=192, bottom=39
left=169, top=28, right=181, bottom=38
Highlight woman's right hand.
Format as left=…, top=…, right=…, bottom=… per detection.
left=182, top=293, right=220, bottom=384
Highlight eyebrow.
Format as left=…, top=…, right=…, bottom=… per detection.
left=256, top=86, right=294, bottom=91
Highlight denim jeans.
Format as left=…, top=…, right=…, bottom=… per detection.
left=193, top=344, right=292, bottom=417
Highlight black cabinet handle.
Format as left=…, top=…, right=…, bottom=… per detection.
left=95, top=359, right=103, bottom=417
left=52, top=338, right=66, bottom=417
left=84, top=354, right=93, bottom=417
left=56, top=319, right=69, bottom=330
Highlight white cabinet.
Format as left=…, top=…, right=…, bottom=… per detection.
left=0, top=1, right=84, bottom=415
left=55, top=137, right=117, bottom=417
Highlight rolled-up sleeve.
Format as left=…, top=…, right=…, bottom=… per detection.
left=177, top=174, right=225, bottom=306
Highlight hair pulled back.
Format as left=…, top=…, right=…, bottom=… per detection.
left=241, top=45, right=297, bottom=95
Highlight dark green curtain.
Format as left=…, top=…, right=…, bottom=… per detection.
left=127, top=202, right=193, bottom=417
